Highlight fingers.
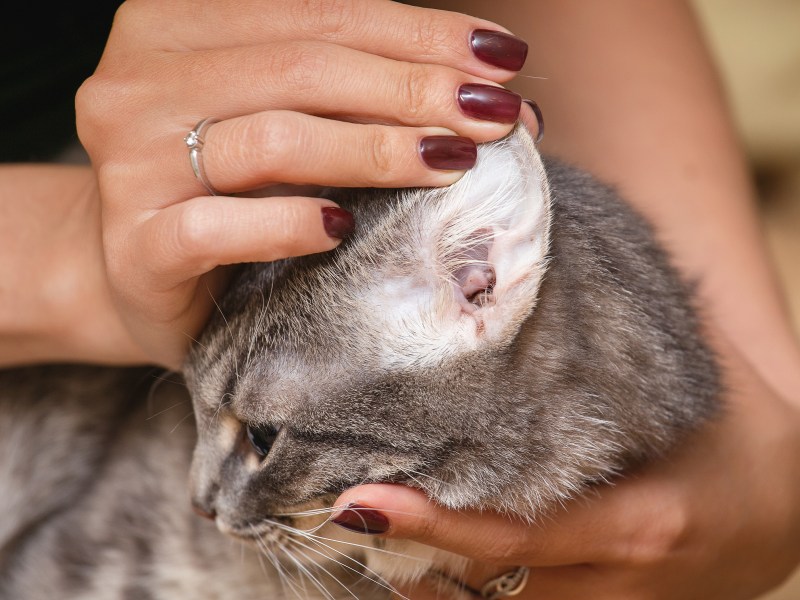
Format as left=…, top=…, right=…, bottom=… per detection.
left=199, top=113, right=481, bottom=195
left=332, top=479, right=689, bottom=568
left=117, top=0, right=527, bottom=80
left=134, top=195, right=351, bottom=285
left=177, top=42, right=521, bottom=141
left=83, top=43, right=521, bottom=203
left=81, top=2, right=526, bottom=208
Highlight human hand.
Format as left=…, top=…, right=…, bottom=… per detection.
left=332, top=337, right=800, bottom=599
left=76, top=0, right=528, bottom=369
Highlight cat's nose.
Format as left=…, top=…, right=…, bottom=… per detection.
left=191, top=500, right=217, bottom=521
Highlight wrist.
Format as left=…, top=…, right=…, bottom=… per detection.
left=0, top=164, right=149, bottom=367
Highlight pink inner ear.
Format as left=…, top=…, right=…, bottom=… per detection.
left=456, top=264, right=496, bottom=304
left=452, top=234, right=496, bottom=310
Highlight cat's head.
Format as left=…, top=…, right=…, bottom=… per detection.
left=183, top=123, right=550, bottom=562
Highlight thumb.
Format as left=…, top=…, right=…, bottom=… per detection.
left=331, top=481, right=648, bottom=568
left=331, top=484, right=538, bottom=566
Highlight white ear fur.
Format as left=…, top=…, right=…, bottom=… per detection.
left=429, top=124, right=551, bottom=333
left=367, top=124, right=551, bottom=369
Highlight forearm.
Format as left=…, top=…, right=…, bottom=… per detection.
left=0, top=165, right=147, bottom=366
left=426, top=0, right=800, bottom=401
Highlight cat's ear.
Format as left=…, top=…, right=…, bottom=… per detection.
left=361, top=123, right=550, bottom=367
left=415, top=122, right=552, bottom=349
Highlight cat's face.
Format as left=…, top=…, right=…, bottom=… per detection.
left=183, top=125, right=551, bottom=554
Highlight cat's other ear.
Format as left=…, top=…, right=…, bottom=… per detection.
left=423, top=122, right=551, bottom=346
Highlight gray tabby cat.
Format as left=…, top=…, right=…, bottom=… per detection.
left=0, top=123, right=719, bottom=599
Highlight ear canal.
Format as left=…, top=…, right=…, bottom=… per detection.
left=458, top=263, right=496, bottom=307
left=451, top=232, right=496, bottom=311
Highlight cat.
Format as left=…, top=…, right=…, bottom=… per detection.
left=0, top=122, right=720, bottom=599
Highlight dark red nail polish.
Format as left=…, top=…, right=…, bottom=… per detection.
left=523, top=99, right=545, bottom=143
left=419, top=136, right=477, bottom=170
left=321, top=206, right=355, bottom=240
left=332, top=504, right=390, bottom=535
left=457, top=84, right=522, bottom=124
left=470, top=29, right=528, bottom=71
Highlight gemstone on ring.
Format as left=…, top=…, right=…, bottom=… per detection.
left=184, top=130, right=200, bottom=148
left=185, top=117, right=219, bottom=195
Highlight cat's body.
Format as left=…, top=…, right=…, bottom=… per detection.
left=0, top=125, right=719, bottom=598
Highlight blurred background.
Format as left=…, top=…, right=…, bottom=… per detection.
left=691, top=2, right=800, bottom=597
left=692, top=0, right=800, bottom=339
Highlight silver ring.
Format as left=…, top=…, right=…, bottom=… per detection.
left=480, top=566, right=530, bottom=600
left=429, top=566, right=530, bottom=600
left=184, top=117, right=220, bottom=195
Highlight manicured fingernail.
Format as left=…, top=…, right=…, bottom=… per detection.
left=419, top=136, right=477, bottom=170
left=523, top=99, right=545, bottom=143
left=470, top=29, right=528, bottom=71
left=332, top=504, right=390, bottom=535
left=458, top=84, right=522, bottom=124
left=321, top=206, right=355, bottom=240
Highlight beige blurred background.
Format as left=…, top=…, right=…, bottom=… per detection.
left=690, top=1, right=800, bottom=598
left=692, top=0, right=800, bottom=334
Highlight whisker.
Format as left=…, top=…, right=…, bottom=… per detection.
left=516, top=74, right=549, bottom=80
left=145, top=399, right=189, bottom=420
left=286, top=540, right=363, bottom=600
left=205, top=283, right=240, bottom=381
left=181, top=331, right=210, bottom=353
left=168, top=409, right=195, bottom=434
left=143, top=369, right=182, bottom=415
left=254, top=531, right=305, bottom=599
left=274, top=506, right=426, bottom=521
left=288, top=535, right=409, bottom=600
left=281, top=545, right=338, bottom=600
left=295, top=529, right=428, bottom=563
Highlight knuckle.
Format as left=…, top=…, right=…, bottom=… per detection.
left=173, top=202, right=213, bottom=263
left=267, top=43, right=329, bottom=94
left=622, top=502, right=689, bottom=566
left=472, top=531, right=534, bottom=564
left=290, top=0, right=353, bottom=38
left=398, top=64, right=434, bottom=121
left=408, top=13, right=454, bottom=59
left=268, top=205, right=307, bottom=254
left=106, top=1, right=135, bottom=33
left=219, top=112, right=298, bottom=183
left=74, top=72, right=126, bottom=146
left=412, top=511, right=445, bottom=543
left=365, top=128, right=403, bottom=183
left=250, top=113, right=298, bottom=176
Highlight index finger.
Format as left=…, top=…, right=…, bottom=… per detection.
left=112, top=0, right=527, bottom=79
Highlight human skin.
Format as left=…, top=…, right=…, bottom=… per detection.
left=0, top=164, right=144, bottom=366
left=72, top=0, right=528, bottom=371
left=2, top=0, right=799, bottom=597
left=3, top=0, right=526, bottom=368
left=333, top=2, right=800, bottom=598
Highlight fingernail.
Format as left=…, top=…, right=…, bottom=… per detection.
left=332, top=503, right=390, bottom=535
left=523, top=99, right=545, bottom=144
left=321, top=206, right=355, bottom=240
left=470, top=29, right=528, bottom=71
left=457, top=84, right=522, bottom=124
left=419, top=136, right=477, bottom=170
